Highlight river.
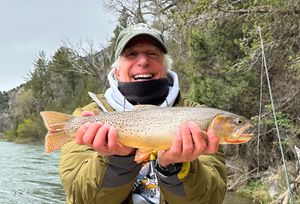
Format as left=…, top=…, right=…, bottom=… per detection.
left=0, top=141, right=65, bottom=204
left=0, top=141, right=258, bottom=204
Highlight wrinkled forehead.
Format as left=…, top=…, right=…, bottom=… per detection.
left=122, top=35, right=165, bottom=54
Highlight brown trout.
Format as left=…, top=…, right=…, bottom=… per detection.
left=40, top=106, right=253, bottom=162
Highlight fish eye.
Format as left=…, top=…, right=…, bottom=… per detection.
left=235, top=118, right=243, bottom=125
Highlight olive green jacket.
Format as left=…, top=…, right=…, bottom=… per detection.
left=59, top=94, right=227, bottom=204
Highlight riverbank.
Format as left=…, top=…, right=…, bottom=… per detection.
left=226, top=157, right=300, bottom=203
left=0, top=137, right=43, bottom=145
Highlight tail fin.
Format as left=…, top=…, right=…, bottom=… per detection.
left=40, top=111, right=72, bottom=153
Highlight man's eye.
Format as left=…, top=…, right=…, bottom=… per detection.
left=126, top=52, right=137, bottom=57
left=148, top=52, right=157, bottom=57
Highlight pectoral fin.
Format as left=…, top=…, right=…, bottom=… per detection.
left=134, top=149, right=154, bottom=163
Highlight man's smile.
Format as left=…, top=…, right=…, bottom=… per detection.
left=133, top=73, right=154, bottom=81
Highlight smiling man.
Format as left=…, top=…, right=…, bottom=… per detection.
left=59, top=23, right=227, bottom=204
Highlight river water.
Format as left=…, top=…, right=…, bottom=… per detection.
left=0, top=141, right=65, bottom=204
left=0, top=141, right=257, bottom=204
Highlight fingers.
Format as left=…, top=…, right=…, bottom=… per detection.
left=204, top=127, right=219, bottom=154
left=107, top=127, right=119, bottom=151
left=162, top=128, right=182, bottom=164
left=158, top=121, right=220, bottom=166
left=75, top=121, right=134, bottom=156
left=76, top=111, right=97, bottom=144
left=93, top=125, right=133, bottom=156
left=188, top=121, right=207, bottom=154
left=159, top=122, right=197, bottom=166
left=92, top=124, right=110, bottom=151
left=181, top=122, right=193, bottom=155
left=76, top=122, right=91, bottom=145
left=187, top=121, right=219, bottom=155
left=82, top=111, right=95, bottom=117
left=82, top=122, right=103, bottom=146
left=92, top=124, right=119, bottom=152
left=172, top=129, right=182, bottom=153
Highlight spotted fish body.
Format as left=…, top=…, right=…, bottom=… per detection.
left=41, top=106, right=253, bottom=157
left=67, top=107, right=223, bottom=150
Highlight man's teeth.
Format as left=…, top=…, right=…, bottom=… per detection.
left=134, top=74, right=153, bottom=80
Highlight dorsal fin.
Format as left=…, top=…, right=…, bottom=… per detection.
left=88, top=92, right=109, bottom=112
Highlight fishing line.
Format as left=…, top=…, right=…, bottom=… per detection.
left=165, top=98, right=169, bottom=107
left=257, top=26, right=295, bottom=204
left=256, top=44, right=264, bottom=175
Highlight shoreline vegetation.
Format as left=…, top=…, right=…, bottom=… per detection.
left=0, top=133, right=42, bottom=144
left=0, top=137, right=43, bottom=145
left=0, top=1, right=299, bottom=203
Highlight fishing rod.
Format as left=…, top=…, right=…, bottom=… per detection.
left=257, top=26, right=295, bottom=204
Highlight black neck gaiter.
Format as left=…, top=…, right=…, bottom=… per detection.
left=118, top=78, right=169, bottom=105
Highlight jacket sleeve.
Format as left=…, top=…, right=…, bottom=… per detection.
left=157, top=150, right=227, bottom=204
left=59, top=102, right=142, bottom=204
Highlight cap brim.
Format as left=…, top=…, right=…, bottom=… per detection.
left=116, top=32, right=167, bottom=60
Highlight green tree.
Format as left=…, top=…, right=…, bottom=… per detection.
left=28, top=51, right=52, bottom=113
left=16, top=117, right=40, bottom=141
left=0, top=91, right=9, bottom=111
left=48, top=47, right=81, bottom=111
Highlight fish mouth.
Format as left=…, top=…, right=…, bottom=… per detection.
left=224, top=124, right=253, bottom=144
left=235, top=123, right=254, bottom=142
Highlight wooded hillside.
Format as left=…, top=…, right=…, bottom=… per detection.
left=0, top=1, right=299, bottom=202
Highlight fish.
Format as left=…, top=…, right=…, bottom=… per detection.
left=40, top=106, right=253, bottom=162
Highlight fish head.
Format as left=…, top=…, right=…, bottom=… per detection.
left=210, top=114, right=253, bottom=144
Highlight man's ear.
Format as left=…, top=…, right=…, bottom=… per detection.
left=114, top=68, right=120, bottom=80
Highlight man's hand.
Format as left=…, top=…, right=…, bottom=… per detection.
left=75, top=111, right=134, bottom=156
left=158, top=121, right=219, bottom=167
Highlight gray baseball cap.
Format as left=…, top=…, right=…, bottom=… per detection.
left=114, top=23, right=167, bottom=60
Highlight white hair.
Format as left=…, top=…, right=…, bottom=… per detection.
left=111, top=54, right=173, bottom=71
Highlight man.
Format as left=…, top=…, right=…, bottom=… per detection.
left=59, top=23, right=227, bottom=204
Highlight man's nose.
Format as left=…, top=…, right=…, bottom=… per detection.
left=137, top=54, right=149, bottom=67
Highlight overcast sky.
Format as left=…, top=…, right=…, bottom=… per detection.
left=0, top=0, right=117, bottom=92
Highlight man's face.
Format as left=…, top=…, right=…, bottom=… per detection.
left=115, top=36, right=167, bottom=82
